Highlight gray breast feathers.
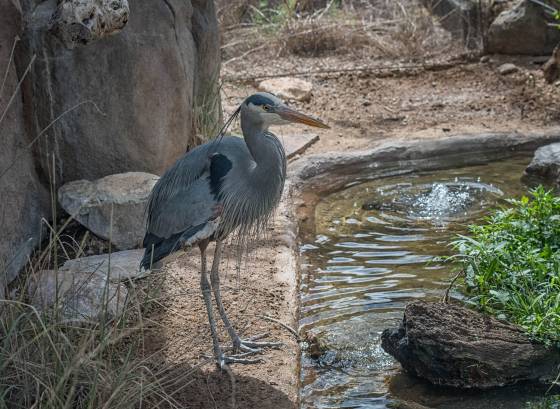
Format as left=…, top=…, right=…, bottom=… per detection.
left=216, top=133, right=286, bottom=239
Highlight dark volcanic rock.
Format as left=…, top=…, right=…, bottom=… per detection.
left=381, top=301, right=560, bottom=389
left=543, top=45, right=560, bottom=84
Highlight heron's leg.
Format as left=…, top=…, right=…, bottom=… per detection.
left=200, top=243, right=261, bottom=367
left=210, top=241, right=237, bottom=341
left=200, top=246, right=222, bottom=362
left=210, top=240, right=283, bottom=354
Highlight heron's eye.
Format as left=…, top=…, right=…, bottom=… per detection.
left=263, top=105, right=271, bottom=111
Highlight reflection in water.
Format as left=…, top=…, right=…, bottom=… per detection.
left=299, top=157, right=538, bottom=409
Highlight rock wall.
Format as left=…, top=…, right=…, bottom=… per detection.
left=0, top=1, right=49, bottom=295
left=18, top=0, right=221, bottom=181
left=0, top=0, right=221, bottom=292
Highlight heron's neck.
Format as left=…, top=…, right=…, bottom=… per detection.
left=240, top=112, right=283, bottom=168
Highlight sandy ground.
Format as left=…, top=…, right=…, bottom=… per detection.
left=142, top=34, right=560, bottom=409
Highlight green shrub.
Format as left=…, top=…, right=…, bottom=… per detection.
left=452, top=187, right=560, bottom=345
left=532, top=0, right=560, bottom=29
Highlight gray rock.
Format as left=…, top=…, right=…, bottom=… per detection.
left=497, top=62, right=518, bottom=75
left=61, top=249, right=148, bottom=281
left=381, top=301, right=560, bottom=389
left=58, top=172, right=159, bottom=249
left=543, top=45, right=560, bottom=84
left=0, top=1, right=50, bottom=289
left=258, top=78, right=313, bottom=102
left=50, top=0, right=130, bottom=48
left=524, top=142, right=560, bottom=186
left=29, top=269, right=128, bottom=324
left=487, top=0, right=560, bottom=55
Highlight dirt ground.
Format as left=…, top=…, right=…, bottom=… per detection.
left=223, top=52, right=559, bottom=155
left=143, top=27, right=560, bottom=409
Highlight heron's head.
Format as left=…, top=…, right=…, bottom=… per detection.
left=241, top=92, right=329, bottom=129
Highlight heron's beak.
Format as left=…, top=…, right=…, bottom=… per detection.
left=276, top=106, right=330, bottom=129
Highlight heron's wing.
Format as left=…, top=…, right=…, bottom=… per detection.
left=145, top=176, right=216, bottom=241
left=143, top=152, right=233, bottom=247
left=140, top=138, right=247, bottom=269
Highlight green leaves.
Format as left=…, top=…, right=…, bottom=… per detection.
left=453, top=187, right=560, bottom=345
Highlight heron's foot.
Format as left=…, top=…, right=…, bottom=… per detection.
left=220, top=351, right=263, bottom=368
left=206, top=351, right=263, bottom=369
left=232, top=333, right=283, bottom=354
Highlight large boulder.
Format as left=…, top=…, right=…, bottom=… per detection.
left=58, top=172, right=158, bottom=249
left=487, top=0, right=560, bottom=55
left=381, top=301, right=560, bottom=389
left=0, top=1, right=49, bottom=295
left=17, top=0, right=221, bottom=183
left=524, top=142, right=560, bottom=187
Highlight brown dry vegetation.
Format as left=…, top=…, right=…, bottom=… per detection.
left=218, top=0, right=457, bottom=65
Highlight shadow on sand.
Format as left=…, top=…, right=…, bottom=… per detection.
left=161, top=363, right=295, bottom=409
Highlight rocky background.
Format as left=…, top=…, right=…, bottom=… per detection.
left=0, top=0, right=220, bottom=296
left=423, top=0, right=560, bottom=55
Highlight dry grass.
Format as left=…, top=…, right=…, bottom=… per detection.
left=219, top=0, right=457, bottom=63
left=192, top=70, right=223, bottom=146
left=0, top=199, right=192, bottom=408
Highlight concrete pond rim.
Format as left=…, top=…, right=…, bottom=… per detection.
left=276, top=129, right=560, bottom=402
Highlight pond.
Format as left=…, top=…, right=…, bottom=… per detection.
left=298, top=156, right=549, bottom=409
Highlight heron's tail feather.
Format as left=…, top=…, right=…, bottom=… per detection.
left=140, top=232, right=183, bottom=270
left=140, top=224, right=208, bottom=270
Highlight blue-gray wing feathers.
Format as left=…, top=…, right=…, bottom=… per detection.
left=140, top=139, right=243, bottom=269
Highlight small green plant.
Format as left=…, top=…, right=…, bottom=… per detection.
left=452, top=187, right=560, bottom=345
left=531, top=0, right=560, bottom=29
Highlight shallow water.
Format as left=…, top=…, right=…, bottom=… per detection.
left=299, top=157, right=547, bottom=409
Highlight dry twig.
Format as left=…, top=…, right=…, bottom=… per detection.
left=442, top=270, right=465, bottom=303
left=257, top=314, right=300, bottom=341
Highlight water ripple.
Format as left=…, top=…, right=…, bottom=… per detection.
left=300, top=158, right=530, bottom=409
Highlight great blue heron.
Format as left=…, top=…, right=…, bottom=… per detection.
left=140, top=92, right=329, bottom=368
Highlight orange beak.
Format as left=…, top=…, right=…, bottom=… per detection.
left=275, top=106, right=330, bottom=129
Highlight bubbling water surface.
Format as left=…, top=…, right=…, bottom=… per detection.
left=299, top=157, right=545, bottom=409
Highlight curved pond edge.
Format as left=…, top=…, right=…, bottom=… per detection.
left=275, top=129, right=560, bottom=406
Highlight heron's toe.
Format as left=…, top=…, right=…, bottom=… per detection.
left=219, top=352, right=263, bottom=368
left=232, top=335, right=283, bottom=354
